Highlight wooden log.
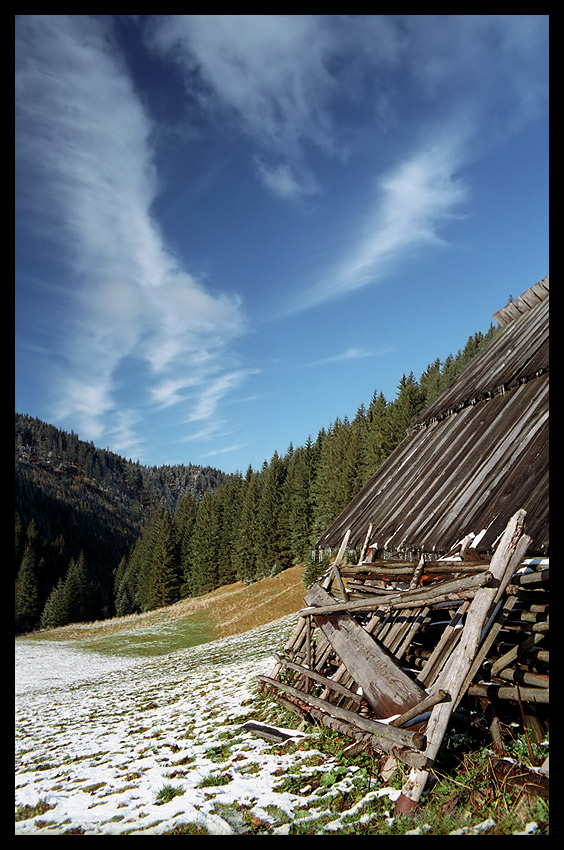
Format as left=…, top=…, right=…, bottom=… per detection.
left=396, top=510, right=531, bottom=814
left=274, top=654, right=363, bottom=704
left=454, top=593, right=520, bottom=709
left=358, top=524, right=373, bottom=564
left=340, top=562, right=490, bottom=577
left=298, top=571, right=493, bottom=617
left=304, top=583, right=428, bottom=719
left=416, top=599, right=470, bottom=687
left=390, top=690, right=450, bottom=728
left=508, top=568, right=549, bottom=586
left=495, top=668, right=549, bottom=689
left=305, top=706, right=430, bottom=770
left=489, top=632, right=546, bottom=677
left=258, top=675, right=426, bottom=750
left=467, top=683, right=549, bottom=703
left=409, top=555, right=426, bottom=590
left=394, top=606, right=431, bottom=660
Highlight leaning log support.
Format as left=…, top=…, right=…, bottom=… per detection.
left=395, top=510, right=531, bottom=814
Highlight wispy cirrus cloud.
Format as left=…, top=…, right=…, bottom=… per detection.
left=149, top=14, right=547, bottom=311
left=294, top=136, right=469, bottom=312
left=15, top=15, right=247, bottom=458
left=306, top=347, right=392, bottom=368
left=147, top=14, right=340, bottom=200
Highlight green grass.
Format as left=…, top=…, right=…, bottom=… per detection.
left=15, top=799, right=55, bottom=822
left=154, top=783, right=185, bottom=805
left=75, top=611, right=216, bottom=657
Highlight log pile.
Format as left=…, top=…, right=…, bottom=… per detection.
left=259, top=510, right=549, bottom=811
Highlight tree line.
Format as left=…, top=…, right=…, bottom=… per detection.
left=15, top=325, right=498, bottom=632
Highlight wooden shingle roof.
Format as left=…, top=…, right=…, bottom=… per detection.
left=315, top=277, right=549, bottom=557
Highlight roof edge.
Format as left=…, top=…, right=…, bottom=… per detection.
left=493, top=275, right=549, bottom=327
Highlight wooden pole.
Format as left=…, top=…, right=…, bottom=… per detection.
left=298, top=571, right=493, bottom=616
left=258, top=675, right=426, bottom=750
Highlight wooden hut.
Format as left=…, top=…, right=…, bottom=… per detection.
left=261, top=277, right=549, bottom=812
left=315, top=275, right=548, bottom=559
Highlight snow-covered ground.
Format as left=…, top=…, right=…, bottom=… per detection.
left=17, top=616, right=400, bottom=835
left=15, top=616, right=544, bottom=835
left=16, top=616, right=310, bottom=835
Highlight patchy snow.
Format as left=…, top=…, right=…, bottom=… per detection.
left=15, top=615, right=546, bottom=835
left=16, top=616, right=314, bottom=835
left=17, top=615, right=403, bottom=835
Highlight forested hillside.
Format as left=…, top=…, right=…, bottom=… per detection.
left=15, top=414, right=230, bottom=632
left=15, top=325, right=498, bottom=633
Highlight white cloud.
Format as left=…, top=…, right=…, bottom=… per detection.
left=307, top=347, right=389, bottom=368
left=294, top=136, right=468, bottom=311
left=15, top=15, right=248, bottom=453
left=148, top=14, right=340, bottom=199
left=187, top=369, right=257, bottom=423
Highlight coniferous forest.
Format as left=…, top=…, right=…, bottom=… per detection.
left=15, top=326, right=498, bottom=633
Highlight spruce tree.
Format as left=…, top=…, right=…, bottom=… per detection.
left=234, top=466, right=261, bottom=583
left=284, top=443, right=314, bottom=564
left=256, top=451, right=287, bottom=576
left=174, top=493, right=199, bottom=598
left=132, top=509, right=166, bottom=611
left=40, top=577, right=68, bottom=629
left=146, top=512, right=181, bottom=610
left=15, top=545, right=41, bottom=633
left=64, top=552, right=95, bottom=624
left=363, top=390, right=389, bottom=478
left=189, top=492, right=219, bottom=595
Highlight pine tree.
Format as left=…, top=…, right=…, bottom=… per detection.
left=234, top=466, right=261, bottom=583
left=40, top=577, right=68, bottom=629
left=15, top=545, right=41, bottom=633
left=145, top=512, right=181, bottom=610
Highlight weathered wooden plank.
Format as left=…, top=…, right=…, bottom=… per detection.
left=304, top=583, right=428, bottom=719
left=241, top=722, right=304, bottom=743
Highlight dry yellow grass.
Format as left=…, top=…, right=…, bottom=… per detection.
left=30, top=565, right=307, bottom=643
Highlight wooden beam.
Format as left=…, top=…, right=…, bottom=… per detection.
left=303, top=583, right=428, bottom=719
left=258, top=675, right=425, bottom=750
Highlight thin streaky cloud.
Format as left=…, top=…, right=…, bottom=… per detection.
left=15, top=15, right=247, bottom=456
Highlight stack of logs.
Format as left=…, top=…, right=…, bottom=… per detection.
left=259, top=510, right=548, bottom=811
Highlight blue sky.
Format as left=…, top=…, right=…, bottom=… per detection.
left=15, top=15, right=549, bottom=474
